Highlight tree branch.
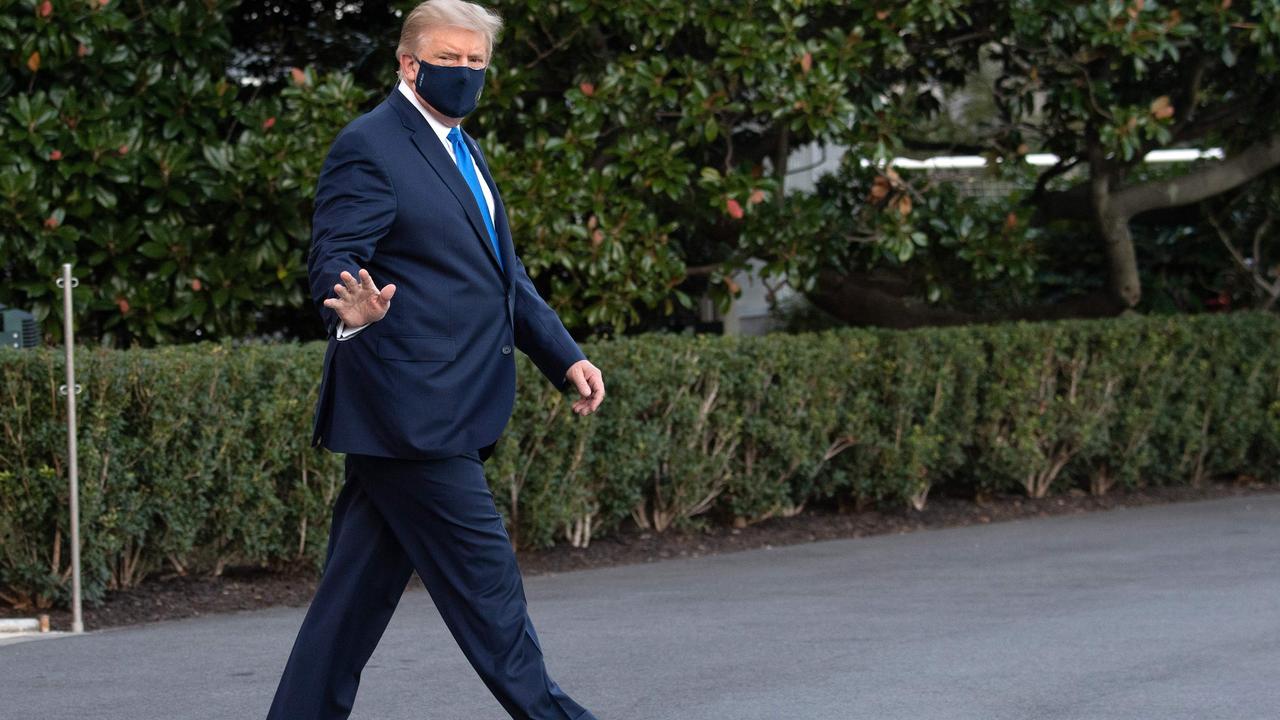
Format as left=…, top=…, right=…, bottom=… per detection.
left=1205, top=205, right=1280, bottom=308
left=523, top=26, right=584, bottom=69
left=1169, top=94, right=1270, bottom=144
left=1031, top=156, right=1082, bottom=204
left=684, top=263, right=722, bottom=277
left=1113, top=131, right=1280, bottom=216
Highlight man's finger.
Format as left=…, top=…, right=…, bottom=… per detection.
left=358, top=268, right=378, bottom=292
left=570, top=369, right=592, bottom=398
left=334, top=283, right=350, bottom=300
left=340, top=270, right=359, bottom=292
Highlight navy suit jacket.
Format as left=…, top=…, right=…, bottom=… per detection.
left=307, top=88, right=587, bottom=459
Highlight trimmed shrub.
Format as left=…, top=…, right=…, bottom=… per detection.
left=2, top=311, right=1278, bottom=609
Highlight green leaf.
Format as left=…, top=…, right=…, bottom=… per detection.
left=137, top=242, right=169, bottom=259
left=89, top=185, right=118, bottom=210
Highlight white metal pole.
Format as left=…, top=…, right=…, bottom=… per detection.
left=59, top=263, right=83, bottom=634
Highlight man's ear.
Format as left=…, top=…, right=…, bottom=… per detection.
left=399, top=53, right=418, bottom=83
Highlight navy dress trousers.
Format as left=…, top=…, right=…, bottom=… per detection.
left=265, top=83, right=598, bottom=720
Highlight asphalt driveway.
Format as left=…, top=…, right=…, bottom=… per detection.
left=3, top=493, right=1277, bottom=719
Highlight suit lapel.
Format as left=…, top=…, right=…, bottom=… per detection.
left=388, top=90, right=505, bottom=281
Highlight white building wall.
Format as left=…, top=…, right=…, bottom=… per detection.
left=722, top=257, right=797, bottom=336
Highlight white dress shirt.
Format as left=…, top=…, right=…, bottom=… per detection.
left=336, top=78, right=496, bottom=340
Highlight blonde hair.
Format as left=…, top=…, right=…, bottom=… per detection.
left=396, top=0, right=504, bottom=60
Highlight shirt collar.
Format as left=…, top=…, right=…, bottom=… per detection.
left=398, top=77, right=455, bottom=145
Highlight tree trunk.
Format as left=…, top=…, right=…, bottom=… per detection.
left=1089, top=142, right=1143, bottom=308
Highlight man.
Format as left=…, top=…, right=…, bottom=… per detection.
left=266, top=2, right=604, bottom=718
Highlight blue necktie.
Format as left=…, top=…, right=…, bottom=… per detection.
left=447, top=126, right=502, bottom=271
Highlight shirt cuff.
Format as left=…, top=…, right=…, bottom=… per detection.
left=336, top=321, right=368, bottom=341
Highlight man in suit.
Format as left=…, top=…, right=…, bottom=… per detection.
left=266, top=2, right=604, bottom=718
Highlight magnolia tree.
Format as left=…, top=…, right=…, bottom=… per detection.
left=224, top=0, right=1280, bottom=329
left=462, top=0, right=985, bottom=331
left=4, top=0, right=984, bottom=342
left=739, top=0, right=1280, bottom=326
left=0, top=0, right=371, bottom=344
left=3, top=0, right=1277, bottom=343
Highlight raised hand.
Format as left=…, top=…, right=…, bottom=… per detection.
left=323, top=268, right=397, bottom=328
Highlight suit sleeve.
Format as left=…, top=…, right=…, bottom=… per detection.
left=510, top=251, right=587, bottom=392
left=307, top=128, right=398, bottom=338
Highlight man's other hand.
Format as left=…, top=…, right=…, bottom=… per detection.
left=323, top=268, right=396, bottom=328
left=565, top=359, right=605, bottom=416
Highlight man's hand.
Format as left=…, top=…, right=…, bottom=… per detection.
left=565, top=359, right=605, bottom=416
left=323, top=268, right=396, bottom=328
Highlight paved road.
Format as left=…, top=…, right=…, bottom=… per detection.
left=3, top=493, right=1278, bottom=719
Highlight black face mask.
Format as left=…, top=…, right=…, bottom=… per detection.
left=414, top=58, right=486, bottom=118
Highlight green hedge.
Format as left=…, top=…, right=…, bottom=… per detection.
left=3, top=312, right=1279, bottom=609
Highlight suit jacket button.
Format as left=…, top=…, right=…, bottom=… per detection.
left=501, top=344, right=512, bottom=355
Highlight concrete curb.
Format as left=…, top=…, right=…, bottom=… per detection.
left=0, top=617, right=41, bottom=633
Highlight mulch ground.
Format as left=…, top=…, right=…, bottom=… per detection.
left=6, top=477, right=1277, bottom=632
